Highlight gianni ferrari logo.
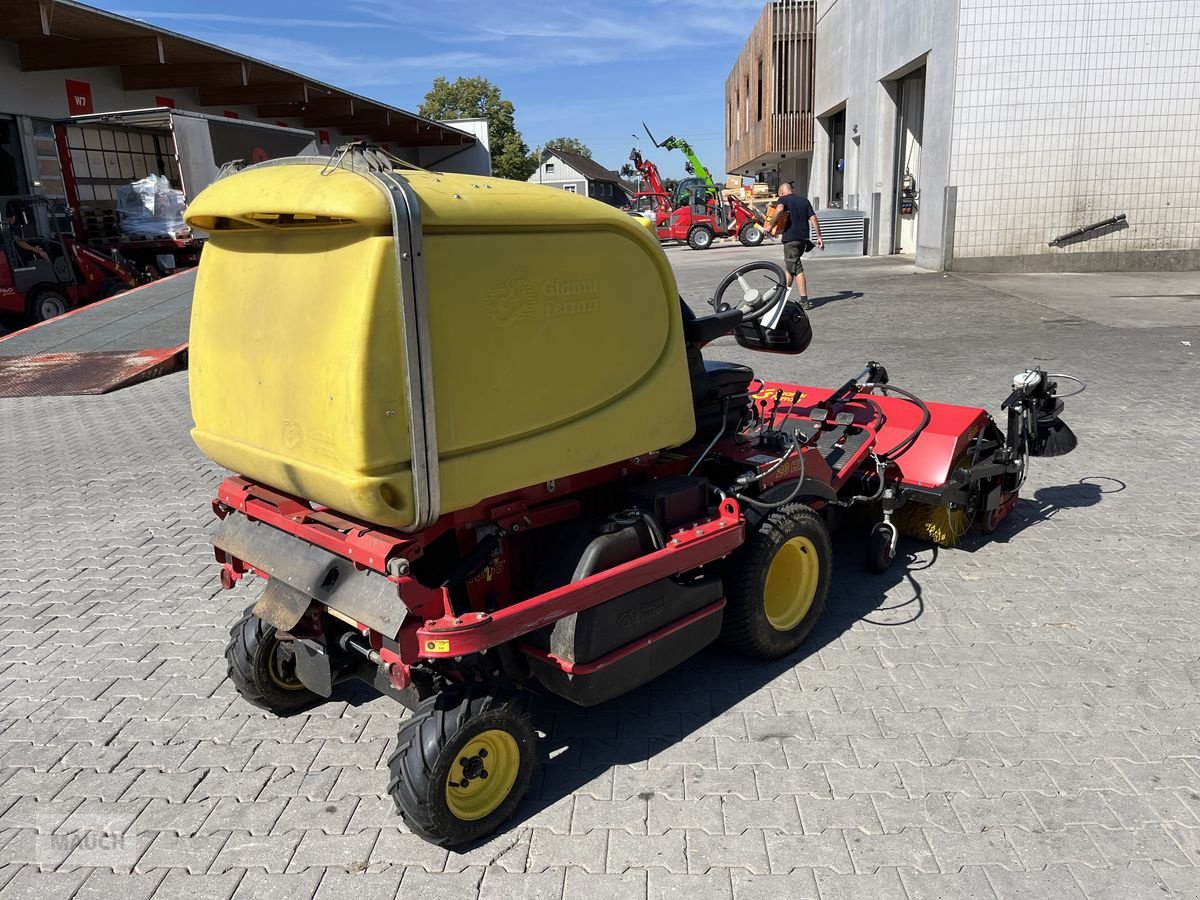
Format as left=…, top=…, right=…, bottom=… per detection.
left=486, top=270, right=599, bottom=326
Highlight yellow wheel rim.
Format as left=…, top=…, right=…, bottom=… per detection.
left=763, top=536, right=820, bottom=631
left=445, top=729, right=521, bottom=821
left=267, top=642, right=306, bottom=691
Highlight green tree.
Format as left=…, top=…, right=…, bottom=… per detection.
left=419, top=76, right=535, bottom=180
left=543, top=137, right=592, bottom=158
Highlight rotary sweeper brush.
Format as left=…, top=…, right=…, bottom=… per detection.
left=185, top=146, right=1081, bottom=848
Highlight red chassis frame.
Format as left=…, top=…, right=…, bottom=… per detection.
left=211, top=378, right=999, bottom=686
left=213, top=468, right=745, bottom=673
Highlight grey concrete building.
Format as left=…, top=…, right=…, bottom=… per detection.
left=796, top=0, right=1200, bottom=271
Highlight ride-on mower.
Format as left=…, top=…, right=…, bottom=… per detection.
left=187, top=147, right=1081, bottom=848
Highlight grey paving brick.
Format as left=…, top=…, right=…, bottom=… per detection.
left=232, top=869, right=322, bottom=900
left=815, top=866, right=909, bottom=900
left=763, top=831, right=852, bottom=875
left=647, top=796, right=723, bottom=835
left=397, top=867, right=485, bottom=899
left=274, top=797, right=358, bottom=835
left=563, top=868, right=647, bottom=900
left=129, top=798, right=216, bottom=836
left=647, top=867, right=733, bottom=900
left=925, top=828, right=1022, bottom=871
left=684, top=766, right=757, bottom=800
left=188, top=770, right=271, bottom=802
left=135, top=831, right=229, bottom=874
left=845, top=828, right=937, bottom=874
left=685, top=829, right=770, bottom=874
left=898, top=865, right=999, bottom=900
left=285, top=831, right=377, bottom=873
left=312, top=869, right=405, bottom=900
left=1005, top=825, right=1107, bottom=870
left=366, top=829, right=448, bottom=873
left=528, top=830, right=608, bottom=874
left=211, top=831, right=302, bottom=874
left=729, top=869, right=818, bottom=900
left=798, top=795, right=881, bottom=834
left=571, top=796, right=647, bottom=834
left=197, top=797, right=287, bottom=836
left=75, top=868, right=164, bottom=900
left=0, top=867, right=90, bottom=900
left=982, top=863, right=1087, bottom=900
left=607, top=828, right=684, bottom=873
left=478, top=867, right=565, bottom=900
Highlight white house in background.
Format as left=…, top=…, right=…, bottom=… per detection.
left=527, top=148, right=635, bottom=208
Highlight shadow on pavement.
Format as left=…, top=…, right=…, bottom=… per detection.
left=493, top=478, right=1111, bottom=845
left=808, top=289, right=864, bottom=309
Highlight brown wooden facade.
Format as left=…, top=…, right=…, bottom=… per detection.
left=725, top=1, right=816, bottom=176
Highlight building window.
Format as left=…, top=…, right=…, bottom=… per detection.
left=757, top=57, right=763, bottom=121
left=545, top=162, right=555, bottom=174
left=563, top=184, right=576, bottom=193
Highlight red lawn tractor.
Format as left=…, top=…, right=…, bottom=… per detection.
left=187, top=150, right=1081, bottom=849
left=1, top=195, right=137, bottom=326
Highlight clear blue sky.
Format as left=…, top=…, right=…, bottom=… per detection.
left=94, top=0, right=767, bottom=180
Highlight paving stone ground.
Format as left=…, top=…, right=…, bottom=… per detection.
left=1, top=245, right=1199, bottom=899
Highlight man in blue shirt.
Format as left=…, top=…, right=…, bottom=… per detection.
left=766, top=182, right=824, bottom=309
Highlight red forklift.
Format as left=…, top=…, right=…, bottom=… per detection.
left=627, top=148, right=764, bottom=250
left=1, top=195, right=137, bottom=326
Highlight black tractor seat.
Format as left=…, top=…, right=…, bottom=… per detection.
left=680, top=302, right=754, bottom=435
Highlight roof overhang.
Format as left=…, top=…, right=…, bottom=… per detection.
left=1, top=0, right=474, bottom=150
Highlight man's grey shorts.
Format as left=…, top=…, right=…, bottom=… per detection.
left=783, top=240, right=808, bottom=275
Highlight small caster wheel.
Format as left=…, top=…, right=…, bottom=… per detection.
left=387, top=687, right=536, bottom=849
left=865, top=522, right=897, bottom=573
left=225, top=606, right=320, bottom=715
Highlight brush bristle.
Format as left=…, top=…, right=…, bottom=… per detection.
left=893, top=502, right=973, bottom=548
left=1031, top=418, right=1077, bottom=457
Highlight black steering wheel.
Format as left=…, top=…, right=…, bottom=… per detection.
left=709, top=261, right=788, bottom=322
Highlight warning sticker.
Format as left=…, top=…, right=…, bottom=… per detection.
left=425, top=639, right=451, bottom=654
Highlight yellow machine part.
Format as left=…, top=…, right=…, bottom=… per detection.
left=186, top=162, right=695, bottom=528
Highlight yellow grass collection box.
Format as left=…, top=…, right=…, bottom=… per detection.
left=186, top=155, right=695, bottom=529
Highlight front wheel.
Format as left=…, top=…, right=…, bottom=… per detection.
left=739, top=223, right=764, bottom=247
left=688, top=225, right=714, bottom=250
left=225, top=607, right=320, bottom=715
left=388, top=688, right=536, bottom=848
left=26, top=288, right=69, bottom=325
left=721, top=504, right=831, bottom=658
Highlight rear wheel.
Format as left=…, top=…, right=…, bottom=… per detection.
left=225, top=607, right=320, bottom=715
left=721, top=504, right=831, bottom=658
left=739, top=223, right=764, bottom=247
left=26, top=288, right=68, bottom=325
left=387, top=687, right=535, bottom=848
left=688, top=225, right=714, bottom=250
left=97, top=277, right=128, bottom=299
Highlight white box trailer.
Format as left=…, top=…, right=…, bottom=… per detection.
left=54, top=108, right=318, bottom=275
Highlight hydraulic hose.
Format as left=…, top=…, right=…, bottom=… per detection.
left=863, top=382, right=931, bottom=460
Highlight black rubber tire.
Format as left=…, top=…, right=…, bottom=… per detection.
left=865, top=523, right=896, bottom=573
left=225, top=607, right=320, bottom=715
left=26, top=288, right=69, bottom=325
left=687, top=225, right=714, bottom=250
left=739, top=223, right=764, bottom=247
left=387, top=687, right=536, bottom=849
left=721, top=504, right=831, bottom=659
left=97, top=277, right=128, bottom=299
